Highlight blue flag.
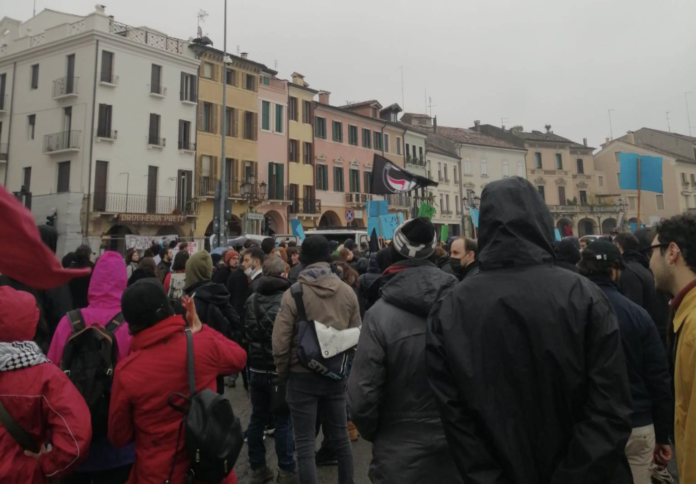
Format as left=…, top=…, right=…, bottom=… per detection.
left=619, top=153, right=663, bottom=193
left=290, top=219, right=306, bottom=242
left=470, top=208, right=480, bottom=228
left=367, top=217, right=381, bottom=239
left=368, top=200, right=389, bottom=217
left=554, top=228, right=562, bottom=242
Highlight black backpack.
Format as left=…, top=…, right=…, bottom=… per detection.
left=167, top=327, right=244, bottom=484
left=61, top=310, right=123, bottom=438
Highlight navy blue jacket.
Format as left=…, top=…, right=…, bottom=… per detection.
left=590, top=275, right=673, bottom=444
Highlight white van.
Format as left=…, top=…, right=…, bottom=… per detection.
left=304, top=229, right=368, bottom=247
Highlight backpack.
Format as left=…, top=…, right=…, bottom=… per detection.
left=61, top=310, right=123, bottom=438
left=167, top=327, right=244, bottom=484
left=168, top=272, right=187, bottom=303
left=291, top=283, right=360, bottom=381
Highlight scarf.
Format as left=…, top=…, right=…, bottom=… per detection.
left=0, top=341, right=50, bottom=372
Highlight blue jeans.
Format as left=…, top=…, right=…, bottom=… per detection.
left=247, top=372, right=296, bottom=472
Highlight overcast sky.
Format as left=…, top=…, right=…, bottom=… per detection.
left=8, top=0, right=696, bottom=149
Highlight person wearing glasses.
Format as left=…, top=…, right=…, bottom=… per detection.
left=649, top=213, right=696, bottom=482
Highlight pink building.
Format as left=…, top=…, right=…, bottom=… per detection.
left=313, top=92, right=409, bottom=228
left=256, top=71, right=289, bottom=234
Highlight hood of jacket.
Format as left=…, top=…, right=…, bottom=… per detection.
left=186, top=280, right=231, bottom=306
left=556, top=237, right=581, bottom=264
left=478, top=177, right=556, bottom=270
left=88, top=251, right=126, bottom=309
left=623, top=249, right=650, bottom=269
left=257, top=275, right=292, bottom=296
left=185, top=251, right=213, bottom=288
left=298, top=262, right=344, bottom=298
left=38, top=225, right=58, bottom=254
left=0, top=286, right=39, bottom=342
left=381, top=259, right=458, bottom=317
left=367, top=254, right=380, bottom=274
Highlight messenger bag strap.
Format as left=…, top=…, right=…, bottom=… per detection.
left=290, top=283, right=307, bottom=321
left=184, top=328, right=196, bottom=397
left=0, top=397, right=40, bottom=454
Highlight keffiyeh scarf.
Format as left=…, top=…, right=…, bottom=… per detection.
left=0, top=342, right=50, bottom=371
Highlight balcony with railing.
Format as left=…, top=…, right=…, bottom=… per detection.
left=406, top=155, right=426, bottom=167
left=150, top=84, right=167, bottom=97
left=53, top=77, right=78, bottom=99
left=0, top=143, right=7, bottom=161
left=178, top=140, right=196, bottom=152
left=99, top=73, right=119, bottom=86
left=548, top=204, right=620, bottom=214
left=289, top=198, right=321, bottom=216
left=386, top=193, right=414, bottom=208
left=44, top=131, right=80, bottom=154
left=197, top=177, right=266, bottom=201
left=96, top=193, right=197, bottom=215
left=147, top=136, right=166, bottom=148
left=96, top=128, right=117, bottom=141
left=109, top=20, right=187, bottom=54
left=345, top=193, right=372, bottom=206
left=0, top=95, right=7, bottom=113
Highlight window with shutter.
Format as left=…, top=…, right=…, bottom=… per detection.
left=303, top=101, right=312, bottom=124
left=364, top=172, right=371, bottom=194
left=147, top=166, right=158, bottom=213
left=275, top=104, right=284, bottom=133
left=94, top=161, right=108, bottom=212
left=30, top=64, right=39, bottom=89
left=384, top=134, right=390, bottom=153
left=57, top=161, right=70, bottom=193
left=276, top=164, right=284, bottom=200
left=151, top=65, right=162, bottom=94
left=304, top=142, right=312, bottom=165
left=362, top=129, right=371, bottom=148
left=262, top=101, right=271, bottom=131
left=101, top=51, right=114, bottom=83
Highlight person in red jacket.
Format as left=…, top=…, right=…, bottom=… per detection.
left=108, top=278, right=247, bottom=484
left=0, top=286, right=92, bottom=484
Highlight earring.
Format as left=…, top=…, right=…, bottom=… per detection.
left=669, top=261, right=675, bottom=267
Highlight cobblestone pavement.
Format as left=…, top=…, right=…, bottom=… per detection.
left=228, top=385, right=372, bottom=484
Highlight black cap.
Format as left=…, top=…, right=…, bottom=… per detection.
left=585, top=240, right=625, bottom=269
left=121, top=279, right=175, bottom=334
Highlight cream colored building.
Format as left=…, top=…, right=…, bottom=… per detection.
left=594, top=131, right=696, bottom=228
left=479, top=124, right=619, bottom=236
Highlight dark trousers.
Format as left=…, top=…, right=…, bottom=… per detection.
left=62, top=464, right=132, bottom=484
left=248, top=372, right=296, bottom=472
left=286, top=372, right=354, bottom=484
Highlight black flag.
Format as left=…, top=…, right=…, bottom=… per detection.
left=370, top=154, right=437, bottom=195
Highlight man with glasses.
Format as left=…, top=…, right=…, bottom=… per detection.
left=650, top=213, right=696, bottom=481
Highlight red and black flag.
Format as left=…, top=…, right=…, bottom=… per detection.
left=369, top=154, right=437, bottom=195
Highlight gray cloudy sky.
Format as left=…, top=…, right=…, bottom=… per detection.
left=9, top=0, right=696, bottom=149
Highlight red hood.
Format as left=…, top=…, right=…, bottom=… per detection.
left=131, top=315, right=186, bottom=351
left=88, top=251, right=127, bottom=309
left=0, top=286, right=40, bottom=342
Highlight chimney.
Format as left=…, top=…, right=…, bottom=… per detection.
left=291, top=72, right=305, bottom=86
left=434, top=116, right=438, bottom=133
left=583, top=137, right=587, bottom=147
left=318, top=90, right=331, bottom=105
left=240, top=52, right=248, bottom=59
left=605, top=137, right=610, bottom=145
left=474, top=120, right=480, bottom=133
left=626, top=131, right=635, bottom=144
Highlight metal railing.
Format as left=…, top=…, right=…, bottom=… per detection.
left=150, top=84, right=167, bottom=96
left=44, top=131, right=80, bottom=153
left=548, top=205, right=620, bottom=214
left=289, top=198, right=321, bottom=215
left=345, top=193, right=372, bottom=205
left=100, top=73, right=119, bottom=85
left=178, top=140, right=195, bottom=151
left=98, top=193, right=197, bottom=215
left=0, top=143, right=7, bottom=161
left=197, top=177, right=266, bottom=200
left=406, top=155, right=426, bottom=166
left=148, top=136, right=166, bottom=147
left=53, top=77, right=78, bottom=98
left=386, top=193, right=414, bottom=208
left=97, top=129, right=117, bottom=140
left=109, top=20, right=186, bottom=55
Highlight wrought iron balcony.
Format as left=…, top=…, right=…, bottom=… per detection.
left=289, top=198, right=321, bottom=215
left=96, top=193, right=198, bottom=215
left=345, top=193, right=372, bottom=206
left=197, top=177, right=265, bottom=201
left=43, top=130, right=80, bottom=153
left=53, top=76, right=78, bottom=98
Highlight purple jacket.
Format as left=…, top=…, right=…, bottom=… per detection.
left=48, top=250, right=135, bottom=472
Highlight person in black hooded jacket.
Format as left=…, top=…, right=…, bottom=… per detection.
left=615, top=233, right=658, bottom=324
left=348, top=217, right=462, bottom=484
left=426, top=176, right=633, bottom=484
left=555, top=237, right=581, bottom=273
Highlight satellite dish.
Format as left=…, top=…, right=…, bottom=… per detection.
left=197, top=26, right=202, bottom=38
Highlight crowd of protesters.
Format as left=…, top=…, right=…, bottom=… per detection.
left=2, top=176, right=696, bottom=484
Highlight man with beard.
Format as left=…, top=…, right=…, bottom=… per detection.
left=649, top=213, right=696, bottom=481
left=427, top=177, right=633, bottom=484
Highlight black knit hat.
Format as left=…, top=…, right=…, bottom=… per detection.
left=584, top=240, right=626, bottom=269
left=391, top=217, right=437, bottom=260
left=121, top=279, right=175, bottom=334
left=300, top=235, right=333, bottom=266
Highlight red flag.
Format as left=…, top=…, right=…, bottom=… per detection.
left=0, top=185, right=91, bottom=289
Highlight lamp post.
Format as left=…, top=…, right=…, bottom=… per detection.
left=215, top=0, right=230, bottom=249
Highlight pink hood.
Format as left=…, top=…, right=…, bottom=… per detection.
left=48, top=251, right=132, bottom=364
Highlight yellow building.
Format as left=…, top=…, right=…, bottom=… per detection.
left=190, top=45, right=275, bottom=238
left=287, top=73, right=319, bottom=229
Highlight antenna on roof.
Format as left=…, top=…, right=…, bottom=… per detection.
left=501, top=117, right=509, bottom=129
left=428, top=97, right=436, bottom=118
left=237, top=45, right=240, bottom=55
left=275, top=60, right=278, bottom=71
left=197, top=9, right=208, bottom=37
left=666, top=111, right=671, bottom=133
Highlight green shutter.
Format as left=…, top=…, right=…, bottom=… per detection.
left=323, top=166, right=328, bottom=190
left=276, top=105, right=283, bottom=133
left=276, top=163, right=284, bottom=200
left=262, top=101, right=270, bottom=130
left=267, top=162, right=276, bottom=199
left=364, top=172, right=371, bottom=194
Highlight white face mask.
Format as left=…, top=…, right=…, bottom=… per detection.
left=244, top=267, right=254, bottom=277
